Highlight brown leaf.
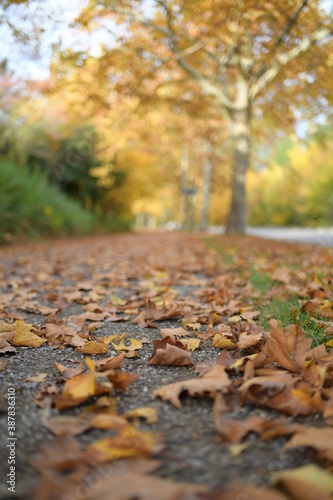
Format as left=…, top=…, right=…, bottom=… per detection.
left=85, top=471, right=207, bottom=500
left=153, top=365, right=231, bottom=408
left=106, top=370, right=138, bottom=391
left=43, top=415, right=92, bottom=436
left=237, top=331, right=264, bottom=350
left=0, top=338, right=16, bottom=354
left=214, top=414, right=266, bottom=443
left=271, top=268, right=291, bottom=284
left=32, top=435, right=88, bottom=472
left=148, top=337, right=193, bottom=366
left=160, top=327, right=190, bottom=340
left=285, top=426, right=333, bottom=462
left=264, top=320, right=312, bottom=372
left=240, top=374, right=320, bottom=416
left=26, top=373, right=48, bottom=383
left=54, top=361, right=83, bottom=379
left=91, top=353, right=125, bottom=371
left=272, top=464, right=333, bottom=500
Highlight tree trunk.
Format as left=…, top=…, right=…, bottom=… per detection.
left=200, top=155, right=212, bottom=232
left=226, top=106, right=251, bottom=234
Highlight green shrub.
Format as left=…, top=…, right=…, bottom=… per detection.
left=0, top=160, right=98, bottom=242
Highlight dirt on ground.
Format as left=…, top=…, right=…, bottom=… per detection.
left=0, top=232, right=332, bottom=500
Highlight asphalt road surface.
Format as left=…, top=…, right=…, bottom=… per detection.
left=208, top=226, right=333, bottom=247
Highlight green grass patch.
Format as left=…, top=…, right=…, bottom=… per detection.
left=258, top=296, right=329, bottom=348
left=250, top=269, right=271, bottom=293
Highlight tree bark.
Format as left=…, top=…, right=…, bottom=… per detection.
left=200, top=154, right=212, bottom=232
left=226, top=107, right=251, bottom=234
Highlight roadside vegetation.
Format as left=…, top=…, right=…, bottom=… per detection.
left=204, top=235, right=333, bottom=349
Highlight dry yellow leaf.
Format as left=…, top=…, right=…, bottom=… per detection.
left=184, top=323, right=201, bottom=331
left=87, top=425, right=161, bottom=462
left=62, top=361, right=95, bottom=400
left=12, top=321, right=47, bottom=348
left=111, top=338, right=143, bottom=351
left=179, top=338, right=201, bottom=351
left=76, top=340, right=108, bottom=354
left=125, top=406, right=158, bottom=424
left=211, top=334, right=237, bottom=350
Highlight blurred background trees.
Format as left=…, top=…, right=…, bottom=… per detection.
left=0, top=0, right=333, bottom=242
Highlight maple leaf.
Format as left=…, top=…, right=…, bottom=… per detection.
left=160, top=327, right=190, bottom=340
left=179, top=338, right=201, bottom=351
left=76, top=340, right=108, bottom=354
left=111, top=338, right=143, bottom=351
left=211, top=334, right=237, bottom=350
left=240, top=374, right=320, bottom=416
left=153, top=365, right=231, bottom=408
left=0, top=338, right=16, bottom=354
left=264, top=320, right=312, bottom=372
left=237, top=331, right=264, bottom=350
left=91, top=353, right=125, bottom=371
left=12, top=321, right=47, bottom=347
left=148, top=337, right=193, bottom=366
left=54, top=361, right=83, bottom=378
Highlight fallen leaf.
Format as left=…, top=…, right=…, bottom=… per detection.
left=106, top=370, right=138, bottom=391
left=76, top=340, right=108, bottom=354
left=85, top=471, right=207, bottom=500
left=43, top=415, right=92, bottom=436
left=86, top=424, right=163, bottom=462
left=284, top=426, right=333, bottom=462
left=91, top=353, right=125, bottom=371
left=211, top=334, right=237, bottom=350
left=264, top=320, right=313, bottom=372
left=148, top=337, right=193, bottom=366
left=153, top=365, right=231, bottom=408
left=272, top=464, right=333, bottom=500
left=160, top=327, right=190, bottom=340
left=91, top=413, right=128, bottom=429
left=0, top=338, right=16, bottom=354
left=272, top=268, right=291, bottom=284
left=112, top=338, right=143, bottom=351
left=12, top=321, right=47, bottom=347
left=26, top=373, right=48, bottom=383
left=237, top=331, right=264, bottom=350
left=125, top=406, right=158, bottom=424
left=54, top=361, right=83, bottom=379
left=178, top=338, right=201, bottom=351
